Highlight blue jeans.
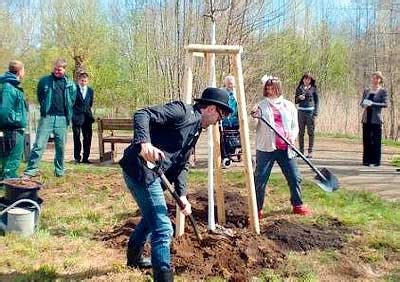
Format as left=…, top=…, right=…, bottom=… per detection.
left=123, top=171, right=173, bottom=273
left=254, top=149, right=303, bottom=210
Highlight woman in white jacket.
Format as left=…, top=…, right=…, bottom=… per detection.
left=251, top=75, right=311, bottom=217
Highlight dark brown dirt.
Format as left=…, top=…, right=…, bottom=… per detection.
left=264, top=218, right=348, bottom=252
left=96, top=189, right=350, bottom=280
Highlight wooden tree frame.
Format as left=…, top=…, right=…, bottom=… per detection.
left=176, top=44, right=260, bottom=235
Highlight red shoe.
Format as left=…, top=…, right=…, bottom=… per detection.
left=292, top=205, right=312, bottom=216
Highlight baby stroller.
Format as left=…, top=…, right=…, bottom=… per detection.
left=220, top=124, right=242, bottom=168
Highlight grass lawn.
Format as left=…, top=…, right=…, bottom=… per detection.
left=1, top=162, right=400, bottom=281
left=392, top=155, right=400, bottom=167
left=317, top=132, right=400, bottom=149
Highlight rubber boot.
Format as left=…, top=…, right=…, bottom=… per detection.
left=126, top=245, right=152, bottom=269
left=154, top=270, right=174, bottom=282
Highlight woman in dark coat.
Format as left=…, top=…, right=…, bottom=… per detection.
left=294, top=73, right=319, bottom=158
left=360, top=71, right=388, bottom=167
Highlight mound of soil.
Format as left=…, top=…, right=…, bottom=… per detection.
left=96, top=190, right=350, bottom=279
left=264, top=218, right=348, bottom=252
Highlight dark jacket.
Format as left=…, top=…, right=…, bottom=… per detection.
left=119, top=101, right=202, bottom=196
left=360, top=88, right=388, bottom=125
left=0, top=71, right=28, bottom=130
left=37, top=74, right=76, bottom=125
left=72, top=86, right=94, bottom=126
left=295, top=85, right=319, bottom=116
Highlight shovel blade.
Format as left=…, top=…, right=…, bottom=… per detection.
left=314, top=168, right=339, bottom=192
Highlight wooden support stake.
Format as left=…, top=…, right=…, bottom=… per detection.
left=176, top=51, right=195, bottom=237
left=213, top=123, right=225, bottom=224
left=204, top=54, right=226, bottom=225
left=176, top=43, right=259, bottom=237
left=175, top=204, right=185, bottom=237
left=232, top=53, right=260, bottom=234
left=192, top=52, right=204, bottom=57
left=183, top=52, right=194, bottom=104
left=186, top=44, right=242, bottom=54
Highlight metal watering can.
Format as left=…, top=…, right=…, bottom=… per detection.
left=0, top=199, right=41, bottom=236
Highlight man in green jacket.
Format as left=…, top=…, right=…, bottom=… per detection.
left=0, top=60, right=27, bottom=180
left=24, top=58, right=77, bottom=178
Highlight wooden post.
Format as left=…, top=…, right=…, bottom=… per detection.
left=232, top=52, right=260, bottom=234
left=185, top=52, right=197, bottom=165
left=213, top=122, right=225, bottom=224
left=111, top=141, right=115, bottom=162
left=176, top=51, right=195, bottom=237
left=97, top=118, right=104, bottom=162
left=186, top=44, right=242, bottom=54
left=205, top=51, right=225, bottom=224
left=176, top=44, right=259, bottom=236
left=183, top=52, right=194, bottom=104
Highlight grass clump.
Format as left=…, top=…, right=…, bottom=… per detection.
left=392, top=155, right=400, bottom=167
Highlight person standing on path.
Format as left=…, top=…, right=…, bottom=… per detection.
left=252, top=75, right=311, bottom=218
left=294, top=73, right=319, bottom=158
left=0, top=60, right=27, bottom=180
left=72, top=72, right=95, bottom=164
left=360, top=71, right=388, bottom=167
left=119, top=87, right=232, bottom=282
left=24, top=58, right=77, bottom=178
left=221, top=75, right=239, bottom=130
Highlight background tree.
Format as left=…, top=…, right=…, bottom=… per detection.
left=0, top=0, right=398, bottom=138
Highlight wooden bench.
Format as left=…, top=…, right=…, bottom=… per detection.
left=97, top=118, right=133, bottom=162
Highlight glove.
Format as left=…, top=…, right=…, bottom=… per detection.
left=362, top=99, right=373, bottom=107
left=361, top=99, right=367, bottom=107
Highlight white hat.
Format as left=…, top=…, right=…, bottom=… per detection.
left=261, top=74, right=279, bottom=86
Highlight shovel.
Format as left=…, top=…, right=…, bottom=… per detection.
left=255, top=111, right=339, bottom=192
left=146, top=161, right=203, bottom=243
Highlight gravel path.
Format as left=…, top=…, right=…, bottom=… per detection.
left=40, top=132, right=400, bottom=201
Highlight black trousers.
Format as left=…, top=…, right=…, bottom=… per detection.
left=72, top=119, right=93, bottom=161
left=362, top=123, right=382, bottom=166
left=298, top=110, right=315, bottom=154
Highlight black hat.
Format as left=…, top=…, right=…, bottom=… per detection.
left=194, top=87, right=233, bottom=114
